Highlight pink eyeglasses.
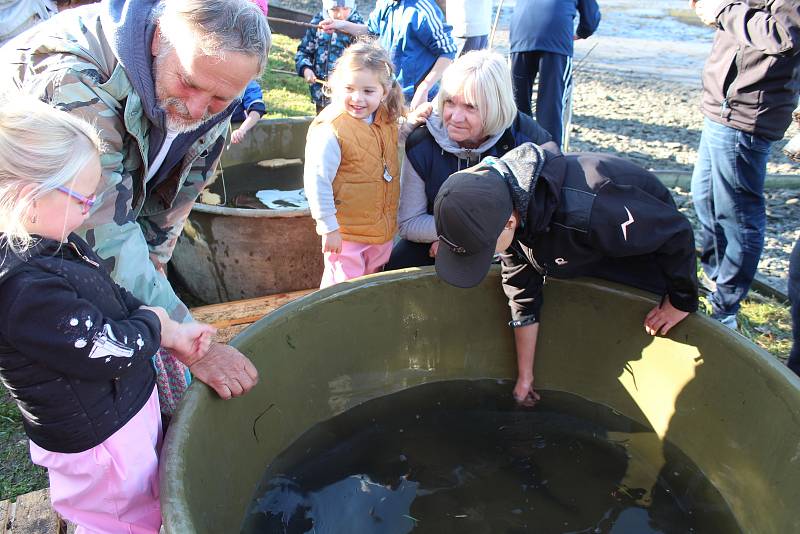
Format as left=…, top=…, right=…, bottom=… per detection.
left=57, top=186, right=96, bottom=215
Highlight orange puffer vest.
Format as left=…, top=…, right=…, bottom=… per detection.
left=309, top=105, right=400, bottom=244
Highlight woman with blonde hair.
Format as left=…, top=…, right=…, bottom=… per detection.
left=386, top=49, right=552, bottom=269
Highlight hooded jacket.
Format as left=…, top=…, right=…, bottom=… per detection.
left=0, top=0, right=236, bottom=321
left=489, top=143, right=698, bottom=327
left=0, top=234, right=160, bottom=453
left=398, top=110, right=551, bottom=243
left=701, top=0, right=800, bottom=140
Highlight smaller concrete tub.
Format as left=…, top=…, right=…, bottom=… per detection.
left=170, top=117, right=322, bottom=305
left=161, top=269, right=800, bottom=533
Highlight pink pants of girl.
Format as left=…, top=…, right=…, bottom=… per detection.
left=320, top=239, right=393, bottom=288
left=30, top=386, right=162, bottom=534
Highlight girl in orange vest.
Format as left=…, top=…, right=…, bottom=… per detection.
left=304, top=39, right=430, bottom=287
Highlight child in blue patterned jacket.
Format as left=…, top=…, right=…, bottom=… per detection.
left=295, top=0, right=365, bottom=113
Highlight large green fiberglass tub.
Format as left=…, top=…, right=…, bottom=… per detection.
left=161, top=268, right=800, bottom=533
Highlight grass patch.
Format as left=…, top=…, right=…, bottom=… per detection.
left=0, top=389, right=47, bottom=500
left=260, top=33, right=315, bottom=118
left=739, top=298, right=793, bottom=362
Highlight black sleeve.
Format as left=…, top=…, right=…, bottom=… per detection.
left=515, top=112, right=553, bottom=147
left=590, top=183, right=699, bottom=312
left=118, top=285, right=145, bottom=313
left=500, top=242, right=546, bottom=327
left=576, top=0, right=602, bottom=39
left=0, top=271, right=163, bottom=380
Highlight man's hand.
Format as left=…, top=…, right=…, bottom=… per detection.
left=302, top=67, right=317, bottom=84
left=187, top=342, right=259, bottom=399
left=693, top=0, right=720, bottom=27
left=644, top=296, right=690, bottom=336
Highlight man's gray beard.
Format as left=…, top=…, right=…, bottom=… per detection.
left=159, top=96, right=216, bottom=134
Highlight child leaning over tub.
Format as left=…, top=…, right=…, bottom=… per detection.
left=304, top=39, right=431, bottom=288
left=0, top=99, right=216, bottom=534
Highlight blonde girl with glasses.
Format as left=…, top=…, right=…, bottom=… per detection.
left=0, top=98, right=216, bottom=533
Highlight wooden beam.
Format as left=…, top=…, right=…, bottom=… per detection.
left=191, top=289, right=314, bottom=343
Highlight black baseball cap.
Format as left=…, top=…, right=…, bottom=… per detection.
left=434, top=164, right=513, bottom=288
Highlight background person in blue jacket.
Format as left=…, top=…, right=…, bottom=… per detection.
left=230, top=79, right=267, bottom=144
left=510, top=0, right=600, bottom=148
left=319, top=0, right=458, bottom=109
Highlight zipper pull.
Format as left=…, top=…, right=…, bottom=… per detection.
left=720, top=98, right=729, bottom=118
left=69, top=242, right=100, bottom=268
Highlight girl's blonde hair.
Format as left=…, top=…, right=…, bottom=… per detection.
left=436, top=50, right=518, bottom=137
left=326, top=38, right=406, bottom=121
left=0, top=97, right=104, bottom=253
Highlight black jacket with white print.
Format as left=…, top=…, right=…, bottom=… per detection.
left=491, top=143, right=698, bottom=328
left=0, top=233, right=160, bottom=453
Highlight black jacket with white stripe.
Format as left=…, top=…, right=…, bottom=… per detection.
left=0, top=234, right=159, bottom=453
left=495, top=143, right=699, bottom=327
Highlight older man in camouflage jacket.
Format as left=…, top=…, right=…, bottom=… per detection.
left=0, top=0, right=270, bottom=404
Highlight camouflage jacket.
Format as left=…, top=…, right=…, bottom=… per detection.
left=294, top=10, right=365, bottom=107
left=0, top=6, right=231, bottom=321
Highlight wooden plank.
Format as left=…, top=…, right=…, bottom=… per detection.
left=191, top=290, right=314, bottom=332
left=0, top=489, right=64, bottom=534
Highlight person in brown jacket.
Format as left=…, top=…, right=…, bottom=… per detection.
left=690, top=0, right=800, bottom=329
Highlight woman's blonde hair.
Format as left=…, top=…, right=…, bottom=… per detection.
left=326, top=38, right=406, bottom=121
left=436, top=50, right=518, bottom=137
left=0, top=97, right=104, bottom=253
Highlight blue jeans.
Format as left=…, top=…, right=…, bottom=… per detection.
left=691, top=118, right=770, bottom=318
left=787, top=239, right=800, bottom=377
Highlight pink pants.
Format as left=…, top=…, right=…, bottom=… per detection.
left=30, top=386, right=162, bottom=534
left=320, top=239, right=393, bottom=288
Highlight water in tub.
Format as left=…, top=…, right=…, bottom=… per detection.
left=241, top=380, right=740, bottom=533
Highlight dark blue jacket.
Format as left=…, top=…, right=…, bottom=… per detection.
left=0, top=234, right=160, bottom=453
left=405, top=112, right=552, bottom=214
left=510, top=0, right=601, bottom=56
left=231, top=80, right=266, bottom=122
left=367, top=0, right=457, bottom=101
